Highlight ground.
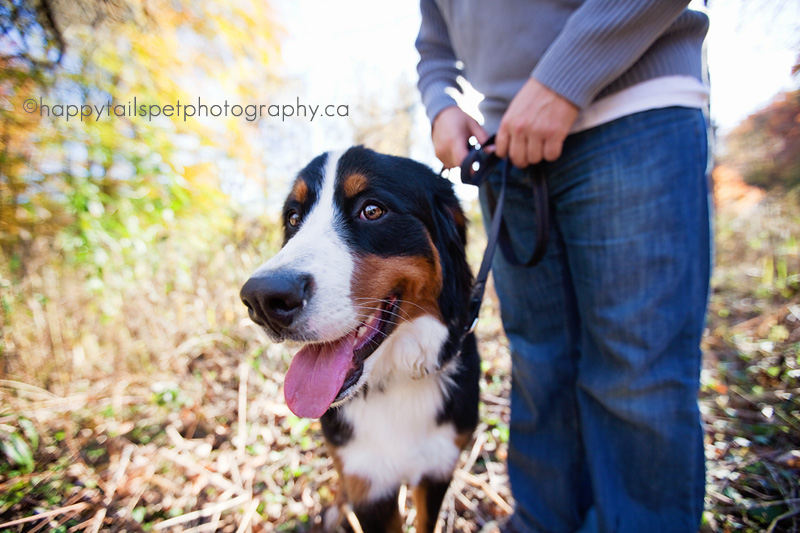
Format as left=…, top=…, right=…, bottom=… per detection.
left=0, top=166, right=798, bottom=532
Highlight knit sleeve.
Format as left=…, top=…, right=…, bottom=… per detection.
left=415, top=0, right=462, bottom=124
left=532, top=0, right=697, bottom=109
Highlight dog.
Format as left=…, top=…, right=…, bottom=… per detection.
left=240, top=147, right=480, bottom=532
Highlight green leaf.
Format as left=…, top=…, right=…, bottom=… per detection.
left=18, top=418, right=39, bottom=450
left=0, top=432, right=34, bottom=474
left=132, top=506, right=147, bottom=523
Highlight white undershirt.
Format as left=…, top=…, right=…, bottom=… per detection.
left=570, top=75, right=709, bottom=133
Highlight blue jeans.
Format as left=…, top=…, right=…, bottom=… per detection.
left=479, top=107, right=711, bottom=533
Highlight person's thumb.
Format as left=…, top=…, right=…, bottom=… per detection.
left=468, top=120, right=489, bottom=146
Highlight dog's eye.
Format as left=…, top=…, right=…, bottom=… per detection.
left=360, top=204, right=385, bottom=221
left=287, top=210, right=301, bottom=228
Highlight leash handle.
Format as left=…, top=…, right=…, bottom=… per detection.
left=459, top=135, right=550, bottom=334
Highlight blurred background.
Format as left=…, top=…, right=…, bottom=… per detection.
left=0, top=1, right=799, bottom=532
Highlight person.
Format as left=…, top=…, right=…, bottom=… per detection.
left=416, top=2, right=712, bottom=532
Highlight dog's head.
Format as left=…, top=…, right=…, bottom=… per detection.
left=240, top=147, right=472, bottom=418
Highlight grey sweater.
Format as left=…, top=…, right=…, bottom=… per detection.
left=416, top=0, right=709, bottom=134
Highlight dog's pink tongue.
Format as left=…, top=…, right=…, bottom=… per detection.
left=284, top=332, right=357, bottom=418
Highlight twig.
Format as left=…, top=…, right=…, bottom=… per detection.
left=207, top=489, right=235, bottom=533
left=713, top=497, right=800, bottom=513
left=0, top=503, right=90, bottom=529
left=171, top=333, right=236, bottom=359
left=166, top=424, right=187, bottom=449
left=406, top=508, right=417, bottom=530
left=479, top=392, right=510, bottom=407
left=706, top=489, right=735, bottom=505
left=0, top=379, right=59, bottom=399
left=342, top=503, right=365, bottom=533
left=123, top=462, right=156, bottom=522
left=767, top=507, right=800, bottom=533
left=230, top=451, right=245, bottom=490
left=398, top=484, right=407, bottom=517
left=159, top=448, right=245, bottom=495
left=730, top=384, right=800, bottom=434
left=18, top=395, right=145, bottom=417
left=234, top=498, right=260, bottom=533
left=446, top=496, right=455, bottom=533
left=238, top=360, right=248, bottom=462
left=0, top=471, right=44, bottom=492
left=88, top=444, right=134, bottom=533
left=461, top=426, right=487, bottom=474
left=28, top=507, right=77, bottom=533
left=66, top=518, right=96, bottom=533
left=454, top=490, right=476, bottom=512
left=454, top=470, right=513, bottom=515
left=153, top=493, right=250, bottom=530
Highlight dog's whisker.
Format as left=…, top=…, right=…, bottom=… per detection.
left=355, top=297, right=428, bottom=317
left=357, top=321, right=388, bottom=340
left=353, top=305, right=413, bottom=325
left=394, top=299, right=428, bottom=314
left=368, top=314, right=405, bottom=327
left=352, top=299, right=416, bottom=320
left=355, top=310, right=412, bottom=327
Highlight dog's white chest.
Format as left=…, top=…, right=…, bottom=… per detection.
left=336, top=375, right=461, bottom=499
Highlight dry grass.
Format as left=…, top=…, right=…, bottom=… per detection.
left=701, top=189, right=800, bottom=533
left=0, top=205, right=514, bottom=532
left=1, top=175, right=799, bottom=532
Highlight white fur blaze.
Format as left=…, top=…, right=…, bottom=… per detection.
left=250, top=151, right=359, bottom=340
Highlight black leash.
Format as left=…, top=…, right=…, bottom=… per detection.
left=458, top=135, right=550, bottom=335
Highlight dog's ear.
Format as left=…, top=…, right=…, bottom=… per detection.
left=430, top=177, right=473, bottom=328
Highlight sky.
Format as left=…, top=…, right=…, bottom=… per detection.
left=262, top=0, right=799, bottom=199
left=703, top=0, right=799, bottom=133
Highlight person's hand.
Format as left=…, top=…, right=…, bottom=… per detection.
left=496, top=78, right=580, bottom=168
left=432, top=106, right=489, bottom=169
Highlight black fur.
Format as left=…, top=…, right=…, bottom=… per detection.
left=266, top=147, right=480, bottom=532
left=281, top=152, right=326, bottom=244
left=436, top=332, right=481, bottom=433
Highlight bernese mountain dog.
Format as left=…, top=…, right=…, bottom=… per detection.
left=240, top=146, right=480, bottom=532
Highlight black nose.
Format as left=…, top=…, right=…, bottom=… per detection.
left=240, top=271, right=313, bottom=332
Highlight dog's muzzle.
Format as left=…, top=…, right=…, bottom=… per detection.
left=240, top=270, right=314, bottom=334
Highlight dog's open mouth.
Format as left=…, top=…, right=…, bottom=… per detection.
left=283, top=295, right=399, bottom=418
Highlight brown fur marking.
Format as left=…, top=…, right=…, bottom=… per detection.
left=454, top=431, right=472, bottom=450
left=412, top=484, right=431, bottom=532
left=351, top=247, right=443, bottom=322
left=329, top=447, right=372, bottom=505
left=328, top=446, right=403, bottom=532
left=448, top=204, right=466, bottom=234
left=291, top=178, right=308, bottom=204
left=343, top=173, right=369, bottom=198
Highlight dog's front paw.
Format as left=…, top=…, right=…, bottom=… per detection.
left=411, top=358, right=441, bottom=380
left=390, top=315, right=448, bottom=379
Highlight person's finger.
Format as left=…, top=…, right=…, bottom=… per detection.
left=450, top=141, right=469, bottom=169
left=434, top=144, right=449, bottom=167
left=495, top=123, right=510, bottom=159
left=526, top=134, right=545, bottom=166
left=542, top=136, right=564, bottom=162
left=468, top=121, right=489, bottom=146
left=508, top=126, right=530, bottom=168
left=436, top=146, right=456, bottom=169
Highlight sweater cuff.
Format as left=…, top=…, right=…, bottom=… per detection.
left=532, top=55, right=596, bottom=109
left=421, top=80, right=459, bottom=125
left=531, top=3, right=696, bottom=109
